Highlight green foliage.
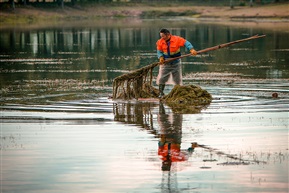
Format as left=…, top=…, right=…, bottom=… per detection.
left=140, top=10, right=199, bottom=18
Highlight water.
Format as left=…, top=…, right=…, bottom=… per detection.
left=1, top=19, right=289, bottom=193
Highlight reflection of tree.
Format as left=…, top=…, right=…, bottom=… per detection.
left=1, top=26, right=286, bottom=84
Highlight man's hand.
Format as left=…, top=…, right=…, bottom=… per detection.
left=159, top=56, right=165, bottom=64
left=190, top=49, right=198, bottom=56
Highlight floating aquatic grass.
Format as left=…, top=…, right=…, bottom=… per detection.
left=0, top=79, right=111, bottom=105
left=0, top=58, right=60, bottom=62
left=0, top=69, right=129, bottom=73
left=184, top=72, right=242, bottom=81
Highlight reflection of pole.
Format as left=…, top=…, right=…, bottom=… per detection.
left=193, top=142, right=267, bottom=164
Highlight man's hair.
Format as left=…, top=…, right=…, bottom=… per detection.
left=159, top=28, right=170, bottom=35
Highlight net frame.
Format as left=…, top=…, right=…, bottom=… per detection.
left=112, top=62, right=159, bottom=99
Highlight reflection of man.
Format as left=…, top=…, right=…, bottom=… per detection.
left=157, top=102, right=195, bottom=171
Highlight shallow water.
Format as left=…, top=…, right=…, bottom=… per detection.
left=1, top=19, right=289, bottom=193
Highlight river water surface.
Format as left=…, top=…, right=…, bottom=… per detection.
left=1, top=19, right=289, bottom=193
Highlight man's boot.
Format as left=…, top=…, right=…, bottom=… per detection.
left=159, top=84, right=165, bottom=98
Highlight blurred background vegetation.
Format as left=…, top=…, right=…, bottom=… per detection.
left=1, top=0, right=288, bottom=10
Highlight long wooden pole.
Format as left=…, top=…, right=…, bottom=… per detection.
left=115, top=34, right=266, bottom=80
left=112, top=34, right=266, bottom=95
left=163, top=34, right=266, bottom=64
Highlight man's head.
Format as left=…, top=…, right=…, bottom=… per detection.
left=159, top=28, right=171, bottom=41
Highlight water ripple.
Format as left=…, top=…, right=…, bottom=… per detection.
left=1, top=80, right=288, bottom=121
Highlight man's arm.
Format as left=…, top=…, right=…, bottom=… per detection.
left=157, top=50, right=164, bottom=59
left=185, top=40, right=197, bottom=55
left=184, top=40, right=194, bottom=51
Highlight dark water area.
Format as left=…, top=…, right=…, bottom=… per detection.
left=0, top=19, right=289, bottom=193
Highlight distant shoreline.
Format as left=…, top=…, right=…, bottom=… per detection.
left=0, top=2, right=288, bottom=29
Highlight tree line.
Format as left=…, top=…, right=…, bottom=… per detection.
left=1, top=0, right=287, bottom=10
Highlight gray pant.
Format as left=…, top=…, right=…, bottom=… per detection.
left=158, top=60, right=182, bottom=85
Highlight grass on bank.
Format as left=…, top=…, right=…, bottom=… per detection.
left=0, top=1, right=288, bottom=26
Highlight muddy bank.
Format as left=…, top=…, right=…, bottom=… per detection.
left=0, top=3, right=288, bottom=28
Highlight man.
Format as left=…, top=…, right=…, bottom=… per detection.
left=156, top=28, right=197, bottom=98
